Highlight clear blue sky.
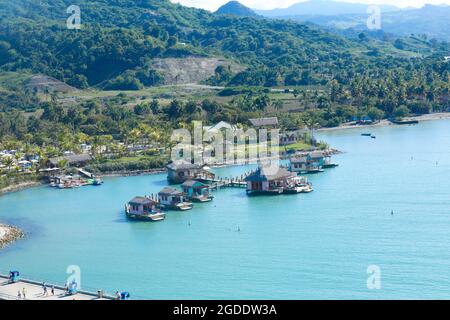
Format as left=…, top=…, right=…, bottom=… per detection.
left=171, top=0, right=450, bottom=11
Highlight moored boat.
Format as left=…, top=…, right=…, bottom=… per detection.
left=322, top=155, right=339, bottom=168
left=93, top=178, right=104, bottom=185
left=390, top=119, right=419, bottom=125
left=284, top=176, right=313, bottom=194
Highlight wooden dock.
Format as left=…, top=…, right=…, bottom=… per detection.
left=200, top=173, right=250, bottom=190
left=0, top=274, right=115, bottom=300
left=207, top=178, right=247, bottom=190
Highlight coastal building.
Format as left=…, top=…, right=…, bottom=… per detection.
left=279, top=130, right=307, bottom=146
left=203, top=121, right=238, bottom=134
left=249, top=117, right=279, bottom=128
left=158, top=187, right=193, bottom=210
left=166, top=160, right=215, bottom=184
left=125, top=197, right=165, bottom=221
left=308, top=151, right=326, bottom=167
left=17, top=160, right=32, bottom=170
left=289, top=151, right=325, bottom=174
left=289, top=151, right=337, bottom=173
left=244, top=167, right=297, bottom=195
left=48, top=154, right=93, bottom=168
left=181, top=180, right=213, bottom=202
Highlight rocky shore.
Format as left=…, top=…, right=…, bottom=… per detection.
left=0, top=224, right=24, bottom=249
left=0, top=181, right=43, bottom=196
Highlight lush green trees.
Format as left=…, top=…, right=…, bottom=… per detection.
left=393, top=105, right=410, bottom=119
left=367, top=107, right=384, bottom=121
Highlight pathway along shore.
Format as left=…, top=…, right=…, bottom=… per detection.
left=0, top=224, right=24, bottom=249
left=0, top=274, right=114, bottom=300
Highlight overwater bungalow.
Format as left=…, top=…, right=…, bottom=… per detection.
left=182, top=180, right=214, bottom=202
left=166, top=160, right=215, bottom=184
left=289, top=156, right=323, bottom=174
left=158, top=187, right=193, bottom=211
left=125, top=197, right=166, bottom=221
left=244, top=167, right=298, bottom=195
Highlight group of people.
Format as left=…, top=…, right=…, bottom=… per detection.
left=16, top=283, right=55, bottom=299
left=16, top=288, right=26, bottom=300
left=41, top=282, right=55, bottom=296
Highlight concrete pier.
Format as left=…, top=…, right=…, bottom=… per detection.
left=0, top=274, right=114, bottom=300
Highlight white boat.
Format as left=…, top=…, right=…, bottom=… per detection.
left=284, top=176, right=313, bottom=194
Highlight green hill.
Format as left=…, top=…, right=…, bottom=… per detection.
left=216, top=1, right=259, bottom=17
left=0, top=0, right=447, bottom=91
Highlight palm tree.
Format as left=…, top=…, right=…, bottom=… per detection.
left=302, top=110, right=321, bottom=145
left=57, top=158, right=69, bottom=170
left=2, top=156, right=14, bottom=172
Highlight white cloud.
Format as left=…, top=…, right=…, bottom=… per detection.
left=171, top=0, right=450, bottom=12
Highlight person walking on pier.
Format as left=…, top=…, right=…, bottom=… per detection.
left=17, top=290, right=22, bottom=300
left=22, top=287, right=26, bottom=299
left=43, top=282, right=48, bottom=296
left=51, top=285, right=55, bottom=296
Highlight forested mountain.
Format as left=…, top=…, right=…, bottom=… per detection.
left=0, top=0, right=449, bottom=133
left=215, top=1, right=259, bottom=17
left=262, top=4, right=450, bottom=42
left=1, top=0, right=448, bottom=91
left=256, top=0, right=399, bottom=17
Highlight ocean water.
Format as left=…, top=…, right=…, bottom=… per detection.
left=1, top=119, right=450, bottom=299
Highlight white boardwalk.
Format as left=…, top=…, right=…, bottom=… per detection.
left=0, top=275, right=113, bottom=300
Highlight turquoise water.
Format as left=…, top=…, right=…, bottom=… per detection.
left=2, top=119, right=450, bottom=299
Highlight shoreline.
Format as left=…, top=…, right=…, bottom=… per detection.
left=0, top=181, right=43, bottom=196
left=317, top=112, right=450, bottom=132
left=0, top=224, right=25, bottom=249
left=1, top=112, right=448, bottom=197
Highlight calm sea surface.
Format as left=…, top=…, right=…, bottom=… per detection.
left=1, top=119, right=450, bottom=299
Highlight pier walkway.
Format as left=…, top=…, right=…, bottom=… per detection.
left=200, top=176, right=248, bottom=190
left=0, top=274, right=114, bottom=300
left=77, top=168, right=94, bottom=178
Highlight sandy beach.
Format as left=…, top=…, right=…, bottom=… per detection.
left=317, top=112, right=450, bottom=132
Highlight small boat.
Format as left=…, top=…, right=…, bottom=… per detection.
left=125, top=197, right=166, bottom=222
left=299, top=168, right=324, bottom=174
left=191, top=194, right=214, bottom=202
left=93, top=178, right=103, bottom=185
left=322, top=156, right=339, bottom=168
left=371, top=135, right=376, bottom=139
left=361, top=133, right=372, bottom=136
left=390, top=119, right=419, bottom=125
left=284, top=176, right=313, bottom=194
left=173, top=202, right=194, bottom=210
